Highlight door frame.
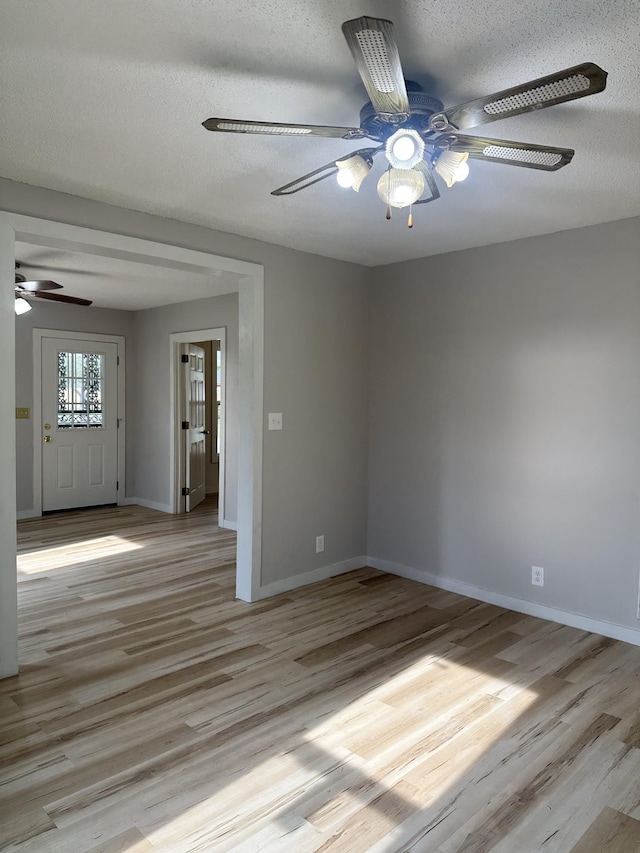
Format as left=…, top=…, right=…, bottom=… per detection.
left=170, top=327, right=227, bottom=524
left=32, top=329, right=126, bottom=516
left=1, top=211, right=264, bottom=625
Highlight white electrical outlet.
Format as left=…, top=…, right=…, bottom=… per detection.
left=316, top=535, right=325, bottom=554
left=532, top=566, right=544, bottom=587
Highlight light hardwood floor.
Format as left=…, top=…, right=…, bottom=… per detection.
left=4, top=503, right=640, bottom=851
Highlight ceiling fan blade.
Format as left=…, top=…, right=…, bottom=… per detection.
left=16, top=279, right=63, bottom=291
left=272, top=146, right=384, bottom=196
left=271, top=162, right=339, bottom=196
left=202, top=117, right=365, bottom=140
left=413, top=161, right=441, bottom=205
left=342, top=17, right=409, bottom=119
left=29, top=291, right=93, bottom=306
left=443, top=134, right=574, bottom=170
left=442, top=63, right=607, bottom=130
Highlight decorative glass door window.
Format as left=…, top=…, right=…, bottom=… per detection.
left=57, top=351, right=105, bottom=429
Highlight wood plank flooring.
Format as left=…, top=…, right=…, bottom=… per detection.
left=4, top=502, right=640, bottom=851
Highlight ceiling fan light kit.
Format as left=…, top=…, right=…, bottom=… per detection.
left=433, top=150, right=470, bottom=187
left=385, top=129, right=425, bottom=170
left=203, top=16, right=607, bottom=228
left=377, top=168, right=425, bottom=209
left=14, top=297, right=32, bottom=315
left=336, top=154, right=372, bottom=190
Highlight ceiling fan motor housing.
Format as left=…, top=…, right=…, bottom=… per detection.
left=359, top=84, right=444, bottom=141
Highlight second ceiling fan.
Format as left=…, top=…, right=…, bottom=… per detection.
left=15, top=263, right=93, bottom=315
left=203, top=16, right=607, bottom=226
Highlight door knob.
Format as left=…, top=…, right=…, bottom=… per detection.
left=43, top=435, right=51, bottom=443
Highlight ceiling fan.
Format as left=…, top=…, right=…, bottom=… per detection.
left=15, top=263, right=93, bottom=315
left=203, top=16, right=607, bottom=226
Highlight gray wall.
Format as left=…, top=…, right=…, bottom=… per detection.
left=0, top=223, right=17, bottom=677
left=2, top=178, right=370, bottom=589
left=131, top=294, right=239, bottom=518
left=368, top=218, right=640, bottom=630
left=15, top=301, right=135, bottom=512
left=261, top=257, right=369, bottom=584
left=4, top=178, right=640, bottom=642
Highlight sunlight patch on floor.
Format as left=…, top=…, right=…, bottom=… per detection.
left=17, top=535, right=143, bottom=574
left=306, top=655, right=534, bottom=743
left=299, top=656, right=541, bottom=825
left=138, top=668, right=541, bottom=853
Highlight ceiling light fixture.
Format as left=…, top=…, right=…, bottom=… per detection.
left=385, top=129, right=425, bottom=170
left=433, top=150, right=470, bottom=187
left=14, top=296, right=32, bottom=315
left=335, top=154, right=372, bottom=191
left=377, top=168, right=425, bottom=209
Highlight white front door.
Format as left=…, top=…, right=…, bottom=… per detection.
left=184, top=343, right=206, bottom=512
left=41, top=337, right=119, bottom=511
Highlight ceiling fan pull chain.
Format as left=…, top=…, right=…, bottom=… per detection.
left=408, top=206, right=414, bottom=228
left=386, top=168, right=392, bottom=220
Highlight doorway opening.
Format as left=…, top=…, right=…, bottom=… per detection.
left=170, top=328, right=233, bottom=529
left=1, top=211, right=264, bottom=684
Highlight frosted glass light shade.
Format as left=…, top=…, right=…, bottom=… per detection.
left=335, top=154, right=371, bottom=191
left=14, top=296, right=32, bottom=315
left=377, top=168, right=425, bottom=208
left=434, top=151, right=470, bottom=187
left=385, top=129, right=425, bottom=169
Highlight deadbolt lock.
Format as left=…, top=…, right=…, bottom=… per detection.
left=43, top=435, right=51, bottom=443
left=44, top=423, right=51, bottom=430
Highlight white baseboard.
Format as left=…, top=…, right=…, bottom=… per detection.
left=258, top=555, right=367, bottom=599
left=17, top=509, right=38, bottom=520
left=20, top=501, right=176, bottom=518
left=122, top=497, right=173, bottom=514
left=220, top=519, right=238, bottom=531
left=368, top=556, right=640, bottom=648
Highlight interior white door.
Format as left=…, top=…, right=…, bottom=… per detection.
left=184, top=343, right=207, bottom=512
left=208, top=341, right=220, bottom=494
left=41, top=337, right=118, bottom=511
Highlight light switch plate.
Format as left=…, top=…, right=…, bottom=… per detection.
left=268, top=412, right=283, bottom=431
left=15, top=407, right=30, bottom=419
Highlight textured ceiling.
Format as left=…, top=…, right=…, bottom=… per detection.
left=15, top=244, right=240, bottom=311
left=2, top=0, right=639, bottom=266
